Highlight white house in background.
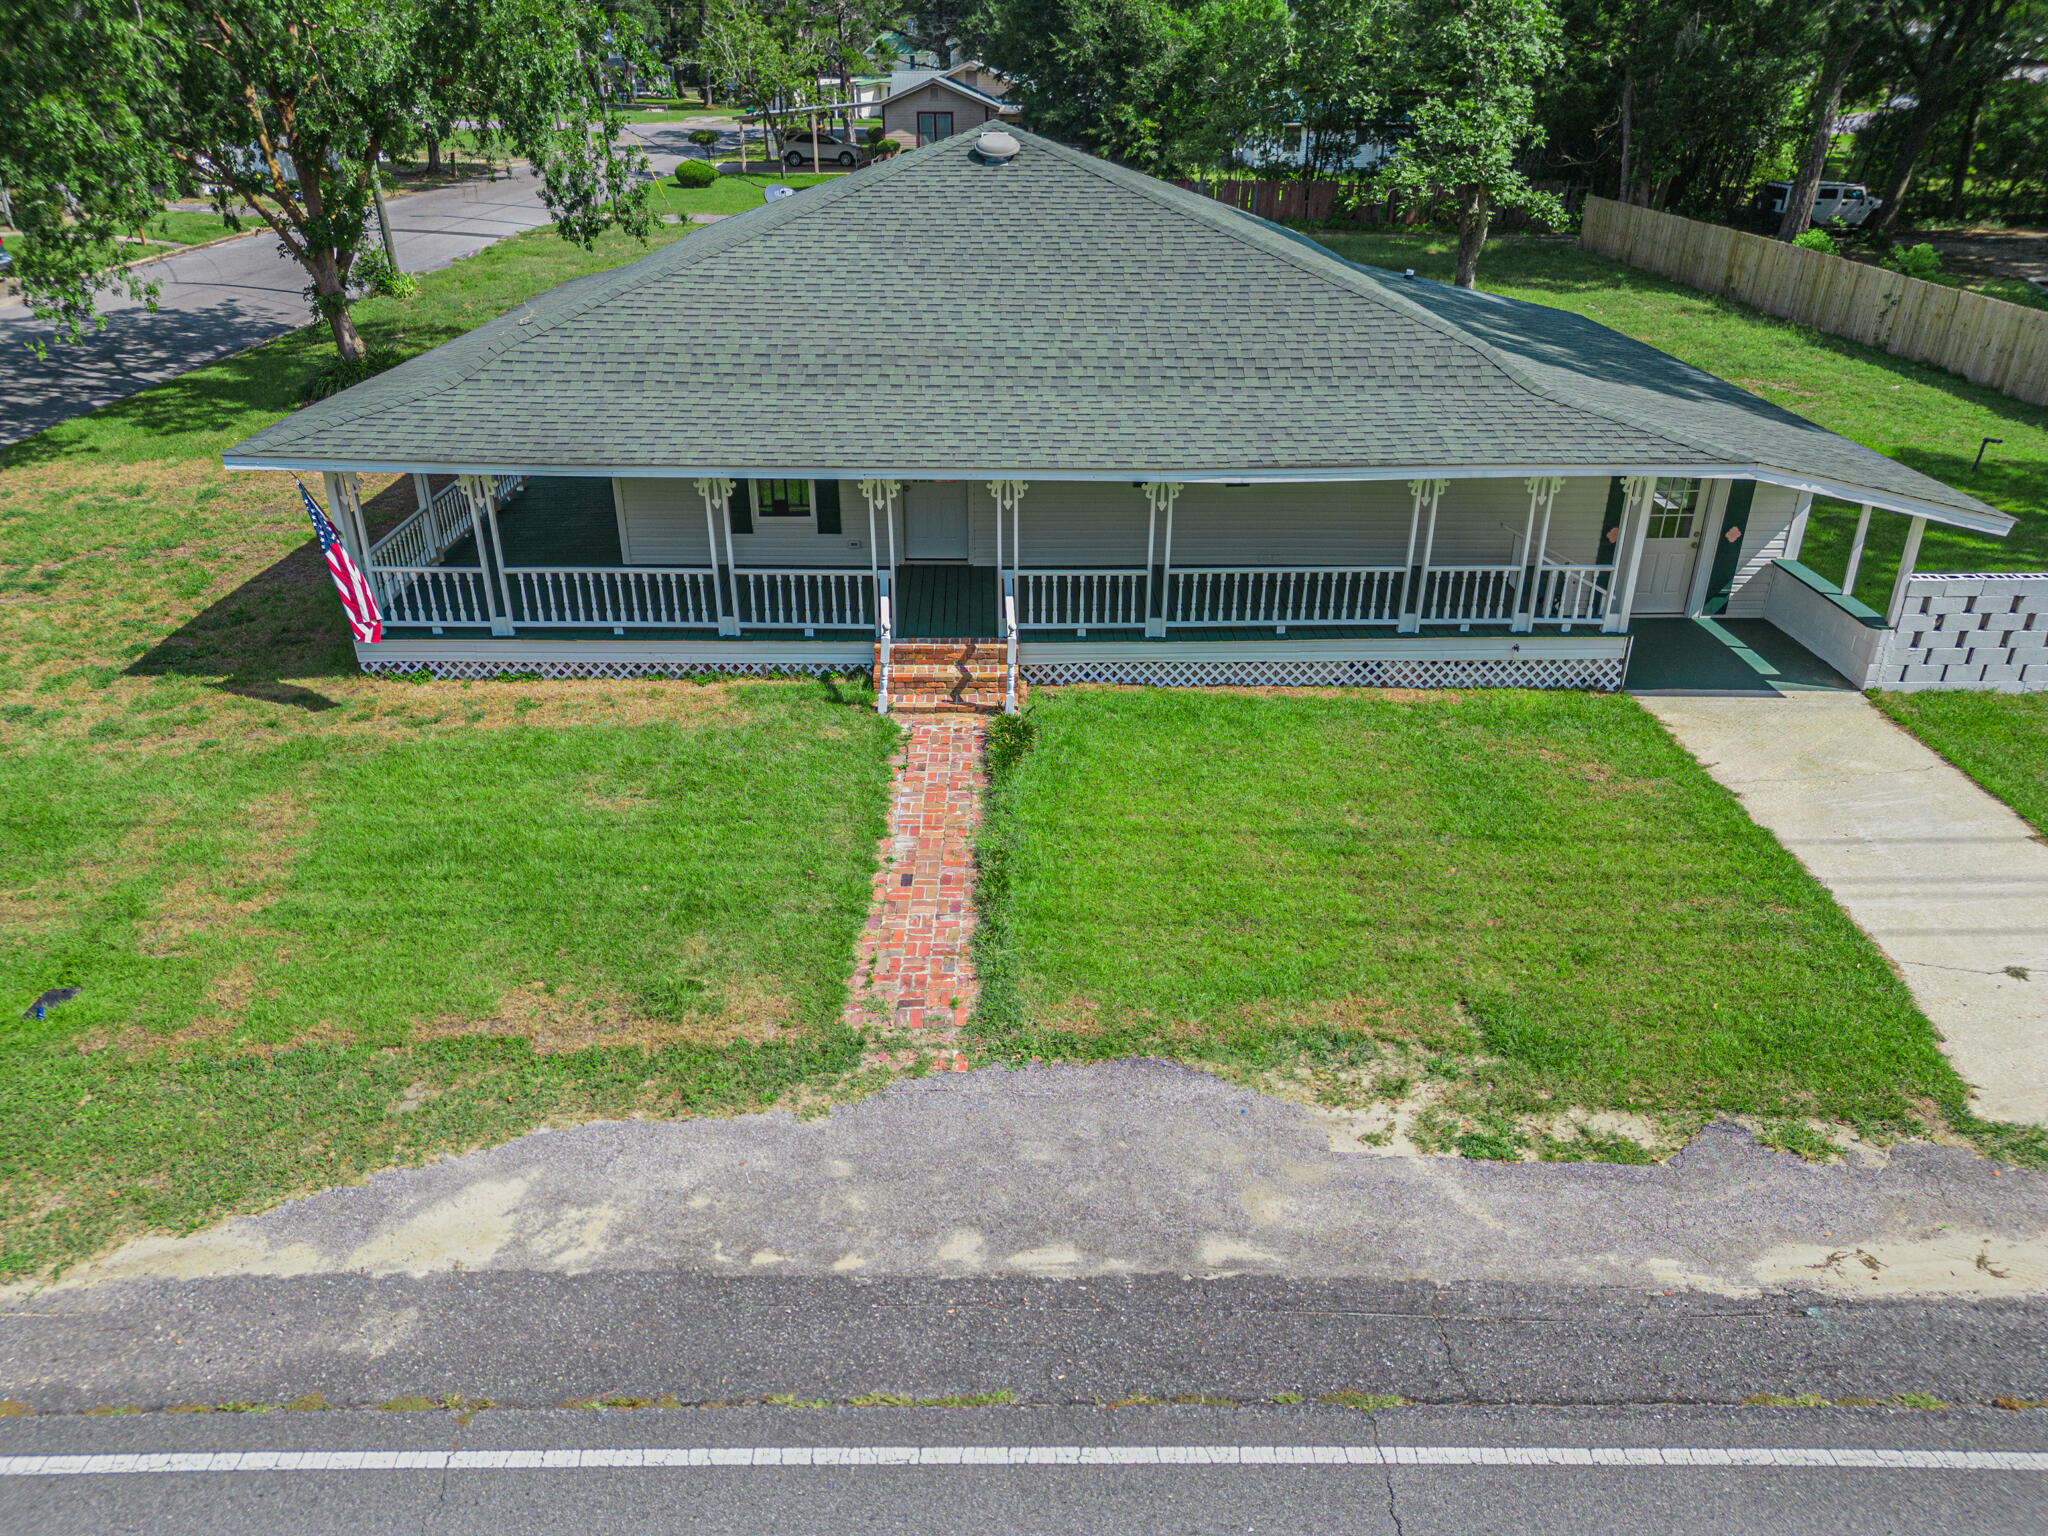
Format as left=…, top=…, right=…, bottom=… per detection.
left=221, top=128, right=2024, bottom=709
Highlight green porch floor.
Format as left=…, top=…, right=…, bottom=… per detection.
left=894, top=565, right=999, bottom=639
left=445, top=477, right=623, bottom=567
left=1624, top=617, right=1853, bottom=694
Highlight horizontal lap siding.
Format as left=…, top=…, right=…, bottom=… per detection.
left=1007, top=483, right=1152, bottom=565
left=1720, top=482, right=1799, bottom=617
left=617, top=478, right=868, bottom=567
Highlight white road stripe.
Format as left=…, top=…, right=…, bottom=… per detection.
left=0, top=1445, right=2043, bottom=1477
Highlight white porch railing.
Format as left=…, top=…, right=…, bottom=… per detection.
left=733, top=568, right=875, bottom=631
left=1527, top=563, right=1613, bottom=627
left=1169, top=566, right=1407, bottom=627
left=1014, top=570, right=1148, bottom=630
left=507, top=566, right=721, bottom=628
left=1419, top=565, right=1523, bottom=625
left=372, top=566, right=495, bottom=627
left=368, top=475, right=523, bottom=569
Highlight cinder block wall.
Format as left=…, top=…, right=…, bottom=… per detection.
left=1882, top=574, right=2048, bottom=691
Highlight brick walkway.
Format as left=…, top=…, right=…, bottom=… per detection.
left=844, top=716, right=986, bottom=1058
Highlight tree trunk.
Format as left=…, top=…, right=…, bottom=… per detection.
left=327, top=302, right=366, bottom=364
left=1453, top=188, right=1491, bottom=288
left=1779, top=35, right=1859, bottom=240
left=1870, top=100, right=1941, bottom=238
left=1616, top=70, right=1635, bottom=201
left=1945, top=90, right=1983, bottom=220
left=426, top=139, right=441, bottom=173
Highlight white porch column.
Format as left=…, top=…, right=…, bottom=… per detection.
left=454, top=475, right=514, bottom=635
left=1784, top=489, right=1812, bottom=561
left=694, top=477, right=740, bottom=635
left=1513, top=477, right=1563, bottom=633
left=1886, top=514, right=1927, bottom=628
left=321, top=472, right=373, bottom=574
left=1401, top=478, right=1446, bottom=632
left=1841, top=502, right=1874, bottom=596
left=1141, top=482, right=1182, bottom=636
left=986, top=481, right=1029, bottom=635
left=1606, top=475, right=1656, bottom=633
left=857, top=478, right=902, bottom=614
left=411, top=473, right=432, bottom=516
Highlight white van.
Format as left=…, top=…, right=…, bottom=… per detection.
left=1756, top=180, right=1881, bottom=228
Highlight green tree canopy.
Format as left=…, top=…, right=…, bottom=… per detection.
left=1, top=0, right=656, bottom=363
left=1375, top=0, right=1566, bottom=287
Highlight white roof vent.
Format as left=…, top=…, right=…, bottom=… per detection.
left=971, top=129, right=1020, bottom=164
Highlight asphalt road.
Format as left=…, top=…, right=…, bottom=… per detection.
left=0, top=166, right=563, bottom=448
left=4, top=1402, right=2044, bottom=1534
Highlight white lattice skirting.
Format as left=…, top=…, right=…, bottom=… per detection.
left=360, top=657, right=854, bottom=681
left=1020, top=656, right=1626, bottom=690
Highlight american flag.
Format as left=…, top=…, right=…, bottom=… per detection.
left=299, top=479, right=383, bottom=644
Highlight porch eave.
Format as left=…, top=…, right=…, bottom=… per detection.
left=221, top=456, right=2012, bottom=537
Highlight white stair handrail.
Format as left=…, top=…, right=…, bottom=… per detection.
left=875, top=586, right=893, bottom=717
left=1003, top=583, right=1018, bottom=715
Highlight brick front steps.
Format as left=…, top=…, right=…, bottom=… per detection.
left=877, top=638, right=1019, bottom=715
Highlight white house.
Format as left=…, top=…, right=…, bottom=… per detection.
left=223, top=129, right=2019, bottom=708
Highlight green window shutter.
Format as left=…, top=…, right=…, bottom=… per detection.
left=1700, top=480, right=1756, bottom=615
left=815, top=479, right=842, bottom=534
left=731, top=482, right=755, bottom=535
left=1596, top=477, right=1626, bottom=567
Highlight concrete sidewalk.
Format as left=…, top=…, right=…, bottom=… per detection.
left=1643, top=691, right=2048, bottom=1125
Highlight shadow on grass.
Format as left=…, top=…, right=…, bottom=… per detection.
left=125, top=477, right=425, bottom=706
left=1310, top=228, right=2048, bottom=490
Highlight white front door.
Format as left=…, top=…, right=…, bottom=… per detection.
left=1632, top=479, right=1707, bottom=614
left=904, top=482, right=969, bottom=561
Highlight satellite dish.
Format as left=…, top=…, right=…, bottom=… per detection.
left=764, top=184, right=795, bottom=202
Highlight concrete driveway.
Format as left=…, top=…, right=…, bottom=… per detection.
left=1644, top=691, right=2048, bottom=1125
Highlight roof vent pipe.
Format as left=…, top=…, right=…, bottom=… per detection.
left=971, top=129, right=1021, bottom=164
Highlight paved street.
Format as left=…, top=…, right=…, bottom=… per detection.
left=4, top=1393, right=2045, bottom=1532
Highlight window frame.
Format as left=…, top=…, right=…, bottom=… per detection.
left=750, top=478, right=815, bottom=521
left=1645, top=478, right=1704, bottom=541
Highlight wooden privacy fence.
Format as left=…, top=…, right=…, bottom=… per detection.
left=1580, top=195, right=2048, bottom=408
left=1169, top=180, right=1577, bottom=231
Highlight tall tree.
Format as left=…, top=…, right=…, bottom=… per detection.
left=1, top=0, right=653, bottom=364
left=966, top=0, right=1192, bottom=164
left=1156, top=0, right=1292, bottom=177
left=1374, top=0, right=1566, bottom=287
left=1779, top=0, right=1873, bottom=239
left=1864, top=0, right=2047, bottom=236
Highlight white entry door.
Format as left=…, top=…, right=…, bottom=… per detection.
left=1631, top=479, right=1707, bottom=614
left=904, top=482, right=969, bottom=561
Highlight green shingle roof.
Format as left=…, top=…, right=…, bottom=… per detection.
left=225, top=129, right=2007, bottom=533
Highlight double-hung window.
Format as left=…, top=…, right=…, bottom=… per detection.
left=752, top=479, right=812, bottom=519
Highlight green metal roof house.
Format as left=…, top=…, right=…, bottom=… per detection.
left=224, top=127, right=2016, bottom=707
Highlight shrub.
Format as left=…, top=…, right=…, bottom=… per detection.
left=689, top=128, right=721, bottom=153
left=675, top=159, right=718, bottom=189
left=1883, top=241, right=1943, bottom=281
left=303, top=346, right=402, bottom=402
left=1792, top=227, right=1837, bottom=255
left=871, top=138, right=902, bottom=159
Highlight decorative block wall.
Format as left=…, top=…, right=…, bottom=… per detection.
left=1882, top=574, right=2048, bottom=692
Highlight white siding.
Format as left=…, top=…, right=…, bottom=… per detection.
left=615, top=478, right=869, bottom=568
left=1721, top=482, right=1801, bottom=617
left=617, top=478, right=711, bottom=564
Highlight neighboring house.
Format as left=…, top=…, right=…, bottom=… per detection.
left=1237, top=124, right=1395, bottom=175
left=878, top=65, right=1018, bottom=148
left=224, top=129, right=2019, bottom=705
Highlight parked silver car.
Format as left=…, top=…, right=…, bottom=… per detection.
left=779, top=130, right=867, bottom=169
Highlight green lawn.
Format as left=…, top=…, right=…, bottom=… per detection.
left=971, top=691, right=2036, bottom=1165
left=141, top=209, right=260, bottom=247
left=1869, top=691, right=2048, bottom=836
left=1306, top=231, right=2048, bottom=599
left=0, top=217, right=899, bottom=1280
left=647, top=171, right=836, bottom=218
